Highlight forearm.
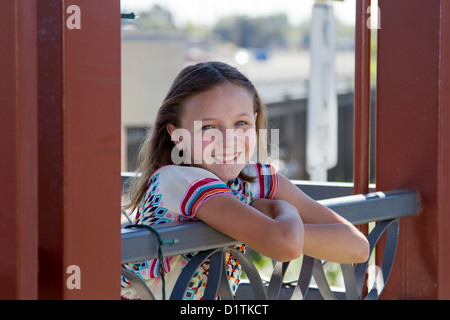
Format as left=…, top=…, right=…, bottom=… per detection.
left=303, top=222, right=369, bottom=263
left=197, top=196, right=304, bottom=262
left=251, top=199, right=304, bottom=235
left=249, top=197, right=369, bottom=263
left=270, top=200, right=305, bottom=230
left=273, top=174, right=370, bottom=263
left=251, top=198, right=305, bottom=261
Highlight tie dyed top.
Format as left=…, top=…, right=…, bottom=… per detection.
left=121, top=162, right=279, bottom=300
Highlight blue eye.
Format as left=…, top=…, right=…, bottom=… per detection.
left=235, top=121, right=248, bottom=126
left=202, top=125, right=213, bottom=130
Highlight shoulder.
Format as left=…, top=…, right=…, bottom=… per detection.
left=151, top=165, right=234, bottom=217
left=151, top=165, right=221, bottom=185
left=150, top=165, right=228, bottom=200
left=241, top=162, right=279, bottom=199
left=242, top=162, right=278, bottom=177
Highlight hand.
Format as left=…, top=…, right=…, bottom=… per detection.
left=197, top=195, right=304, bottom=262
left=251, top=198, right=299, bottom=220
left=250, top=198, right=276, bottom=218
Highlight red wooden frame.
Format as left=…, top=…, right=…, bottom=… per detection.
left=376, top=0, right=450, bottom=299
left=0, top=0, right=121, bottom=299
left=0, top=0, right=39, bottom=300
left=1, top=0, right=449, bottom=300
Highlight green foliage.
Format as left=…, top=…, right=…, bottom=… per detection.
left=213, top=14, right=289, bottom=49
left=123, top=4, right=356, bottom=52
left=122, top=5, right=177, bottom=31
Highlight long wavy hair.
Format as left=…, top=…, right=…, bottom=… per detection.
left=124, top=61, right=268, bottom=212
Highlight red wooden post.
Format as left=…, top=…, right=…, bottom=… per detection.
left=353, top=1, right=371, bottom=299
left=36, top=0, right=65, bottom=299
left=376, top=0, right=450, bottom=299
left=353, top=0, right=371, bottom=196
left=36, top=0, right=122, bottom=299
left=0, top=0, right=39, bottom=300
left=437, top=0, right=450, bottom=299
left=1, top=1, right=122, bottom=299
left=64, top=0, right=121, bottom=299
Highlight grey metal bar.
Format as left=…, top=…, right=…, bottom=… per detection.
left=122, top=221, right=238, bottom=264
left=318, top=190, right=418, bottom=225
left=169, top=249, right=220, bottom=300
left=340, top=263, right=360, bottom=300
left=228, top=248, right=269, bottom=300
left=313, top=259, right=338, bottom=300
left=354, top=219, right=401, bottom=300
left=291, top=255, right=315, bottom=300
left=292, top=180, right=375, bottom=200
left=120, top=267, right=156, bottom=300
left=267, top=261, right=289, bottom=299
left=121, top=190, right=418, bottom=263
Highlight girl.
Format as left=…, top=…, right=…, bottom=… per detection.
left=121, top=61, right=369, bottom=300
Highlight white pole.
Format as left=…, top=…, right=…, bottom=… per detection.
left=306, top=0, right=338, bottom=182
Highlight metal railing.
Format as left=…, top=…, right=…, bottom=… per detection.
left=121, top=178, right=419, bottom=300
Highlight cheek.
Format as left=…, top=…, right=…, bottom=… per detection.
left=240, top=129, right=257, bottom=149
left=199, top=133, right=220, bottom=164
left=201, top=130, right=221, bottom=150
left=246, top=131, right=257, bottom=157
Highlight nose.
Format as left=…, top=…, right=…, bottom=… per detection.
left=214, top=127, right=239, bottom=153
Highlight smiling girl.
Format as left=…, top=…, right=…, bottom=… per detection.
left=121, top=61, right=369, bottom=300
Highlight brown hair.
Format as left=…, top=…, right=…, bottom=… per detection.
left=124, top=61, right=268, bottom=212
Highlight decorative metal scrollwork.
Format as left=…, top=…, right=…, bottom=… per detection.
left=354, top=218, right=400, bottom=300
left=290, top=218, right=400, bottom=300
left=120, top=218, right=402, bottom=300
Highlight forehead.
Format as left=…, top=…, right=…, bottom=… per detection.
left=182, top=82, right=254, bottom=120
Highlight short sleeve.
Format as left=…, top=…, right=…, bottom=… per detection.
left=242, top=162, right=279, bottom=199
left=152, top=165, right=234, bottom=218
left=180, top=177, right=234, bottom=217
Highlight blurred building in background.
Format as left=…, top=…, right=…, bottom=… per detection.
left=120, top=3, right=368, bottom=182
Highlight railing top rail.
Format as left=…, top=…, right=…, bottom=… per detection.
left=319, top=190, right=418, bottom=225
left=121, top=189, right=419, bottom=264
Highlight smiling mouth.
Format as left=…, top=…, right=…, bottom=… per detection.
left=212, top=152, right=241, bottom=164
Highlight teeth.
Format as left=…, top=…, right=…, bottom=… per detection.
left=213, top=153, right=239, bottom=162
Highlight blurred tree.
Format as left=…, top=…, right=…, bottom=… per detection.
left=122, top=5, right=177, bottom=31
left=213, top=14, right=289, bottom=49
left=121, top=5, right=355, bottom=54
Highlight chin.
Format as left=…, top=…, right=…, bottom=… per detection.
left=207, top=164, right=245, bottom=182
left=201, top=152, right=249, bottom=182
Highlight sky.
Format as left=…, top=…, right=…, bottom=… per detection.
left=120, top=0, right=358, bottom=27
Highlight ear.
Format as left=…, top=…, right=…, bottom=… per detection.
left=166, top=123, right=177, bottom=137
left=166, top=123, right=183, bottom=150
left=254, top=112, right=258, bottom=123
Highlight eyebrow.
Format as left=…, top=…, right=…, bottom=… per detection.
left=200, top=112, right=253, bottom=121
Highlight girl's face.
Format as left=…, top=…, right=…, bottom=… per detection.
left=168, top=82, right=258, bottom=183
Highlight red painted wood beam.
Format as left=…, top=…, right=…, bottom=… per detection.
left=437, top=0, right=450, bottom=300
left=0, top=0, right=39, bottom=300
left=353, top=1, right=371, bottom=299
left=376, top=0, right=450, bottom=299
left=353, top=0, right=372, bottom=196
left=36, top=0, right=122, bottom=299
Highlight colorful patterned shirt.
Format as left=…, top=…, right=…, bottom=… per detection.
left=121, top=162, right=279, bottom=300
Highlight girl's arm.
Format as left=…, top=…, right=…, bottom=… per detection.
left=195, top=195, right=304, bottom=262
left=273, top=174, right=370, bottom=263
